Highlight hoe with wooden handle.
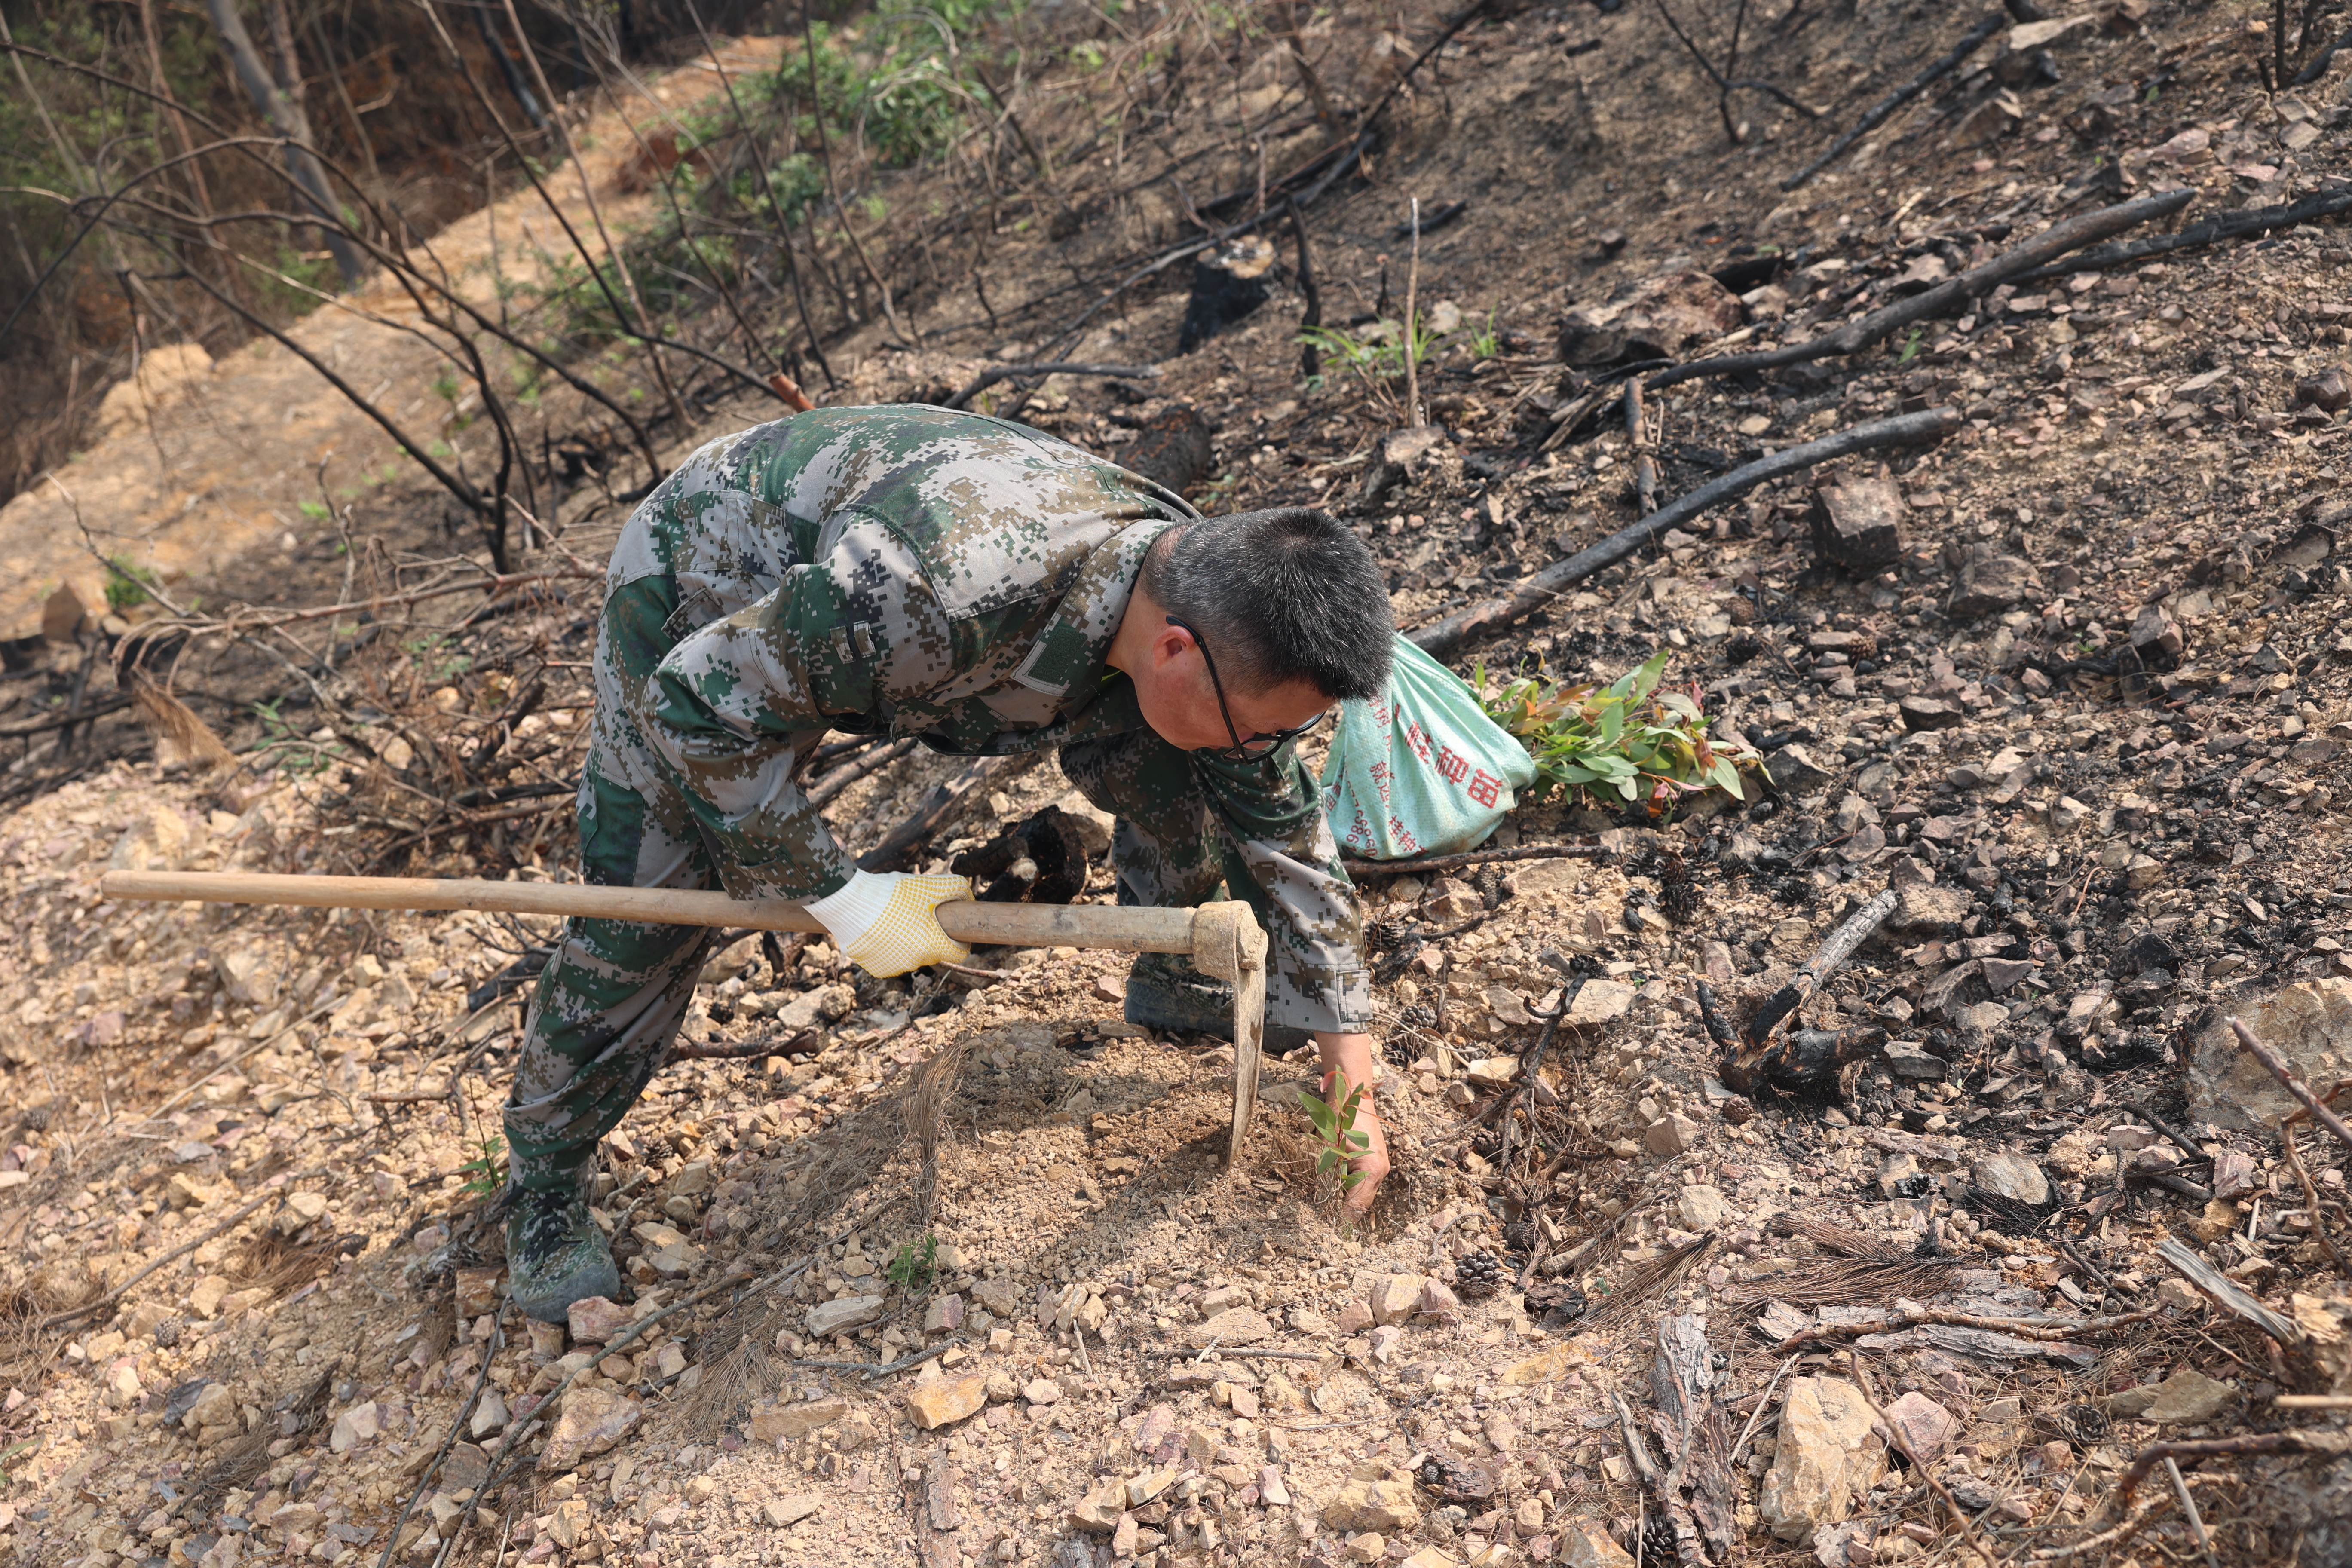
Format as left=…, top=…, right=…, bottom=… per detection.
left=101, top=870, right=1271, bottom=1164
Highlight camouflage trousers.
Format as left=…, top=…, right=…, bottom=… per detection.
left=504, top=607, right=1369, bottom=1194
left=1058, top=730, right=1370, bottom=1036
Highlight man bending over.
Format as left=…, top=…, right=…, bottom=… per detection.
left=501, top=403, right=1395, bottom=1320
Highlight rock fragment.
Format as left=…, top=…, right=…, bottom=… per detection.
left=2185, top=979, right=2352, bottom=1130
left=1759, top=1377, right=1887, bottom=1544
left=904, top=1375, right=988, bottom=1430
left=1946, top=554, right=2042, bottom=620
left=542, top=1386, right=640, bottom=1471
left=1322, top=1472, right=1421, bottom=1532
left=805, top=1295, right=888, bottom=1338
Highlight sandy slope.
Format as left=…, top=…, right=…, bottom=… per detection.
left=0, top=37, right=784, bottom=643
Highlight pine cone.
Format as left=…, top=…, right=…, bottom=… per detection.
left=1455, top=1251, right=1503, bottom=1298
left=1658, top=848, right=1701, bottom=923
left=1641, top=1513, right=1680, bottom=1563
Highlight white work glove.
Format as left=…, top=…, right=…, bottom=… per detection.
left=805, top=869, right=974, bottom=977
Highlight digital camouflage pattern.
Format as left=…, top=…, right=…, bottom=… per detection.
left=505, top=406, right=1370, bottom=1189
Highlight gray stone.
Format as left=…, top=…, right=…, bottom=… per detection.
left=805, top=1295, right=888, bottom=1338
left=1764, top=743, right=1837, bottom=797
left=1811, top=476, right=1908, bottom=572
left=1883, top=1041, right=1946, bottom=1080
left=1564, top=980, right=1637, bottom=1027
left=1952, top=1002, right=2011, bottom=1049
left=1971, top=1154, right=2049, bottom=1207
left=1185, top=1306, right=1275, bottom=1350
left=1644, top=1113, right=1701, bottom=1156
left=2142, top=1369, right=2237, bottom=1424
left=1887, top=882, right=1971, bottom=935
left=542, top=1387, right=640, bottom=1472
left=2185, top=979, right=2352, bottom=1131
left=1875, top=1392, right=1956, bottom=1460
left=1898, top=696, right=1966, bottom=732
left=1676, top=1185, right=1730, bottom=1229
left=1947, top=554, right=2042, bottom=620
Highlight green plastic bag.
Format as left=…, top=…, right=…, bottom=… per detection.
left=1319, top=636, right=1538, bottom=860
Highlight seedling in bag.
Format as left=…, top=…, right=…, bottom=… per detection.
left=1481, top=649, right=1770, bottom=810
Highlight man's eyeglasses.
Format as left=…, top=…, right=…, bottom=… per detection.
left=1167, top=616, right=1329, bottom=762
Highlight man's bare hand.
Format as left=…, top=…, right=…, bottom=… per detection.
left=1315, top=1031, right=1390, bottom=1214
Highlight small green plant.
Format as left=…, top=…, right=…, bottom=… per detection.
left=0, top=1436, right=39, bottom=1484
left=102, top=554, right=159, bottom=612
left=455, top=1134, right=506, bottom=1200
left=1300, top=1071, right=1373, bottom=1192
left=1469, top=309, right=1503, bottom=361
left=402, top=632, right=472, bottom=682
left=887, top=1234, right=940, bottom=1292
left=1297, top=312, right=1439, bottom=388
left=251, top=697, right=345, bottom=778
left=297, top=499, right=331, bottom=521
left=1481, top=650, right=1770, bottom=812
left=1895, top=325, right=1925, bottom=365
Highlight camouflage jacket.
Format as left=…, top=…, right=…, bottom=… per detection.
left=612, top=404, right=1203, bottom=898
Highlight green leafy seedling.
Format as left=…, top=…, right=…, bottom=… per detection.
left=455, top=1135, right=506, bottom=1200
left=1300, top=1071, right=1373, bottom=1191
left=887, top=1234, right=940, bottom=1293
left=1481, top=649, right=1770, bottom=813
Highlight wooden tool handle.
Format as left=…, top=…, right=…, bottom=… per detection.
left=99, top=870, right=1202, bottom=955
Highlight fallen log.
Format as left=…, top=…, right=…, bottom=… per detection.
left=1408, top=407, right=1960, bottom=658
left=2007, top=183, right=2352, bottom=285
left=1772, top=1302, right=2162, bottom=1354
left=1647, top=187, right=2196, bottom=391
left=1340, top=841, right=1613, bottom=877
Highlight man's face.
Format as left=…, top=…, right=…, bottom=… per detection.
left=1131, top=619, right=1331, bottom=756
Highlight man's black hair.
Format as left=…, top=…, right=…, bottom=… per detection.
left=1141, top=507, right=1393, bottom=700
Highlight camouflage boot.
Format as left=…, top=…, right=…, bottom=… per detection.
left=1125, top=952, right=1313, bottom=1053
left=505, top=1176, right=619, bottom=1323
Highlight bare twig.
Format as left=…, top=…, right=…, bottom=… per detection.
left=943, top=363, right=1162, bottom=411
left=40, top=1168, right=326, bottom=1328
left=2012, top=184, right=2352, bottom=283
left=2119, top=1429, right=2352, bottom=1501
left=1744, top=887, right=1897, bottom=1047
left=1782, top=13, right=2007, bottom=190
left=2027, top=1488, right=2176, bottom=1562
left=2156, top=1236, right=2301, bottom=1341
left=371, top=1302, right=507, bottom=1568
left=807, top=737, right=921, bottom=807
left=1847, top=1352, right=1996, bottom=1568
left=2165, top=1457, right=2219, bottom=1568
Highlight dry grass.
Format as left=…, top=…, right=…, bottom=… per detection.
left=1720, top=1257, right=1961, bottom=1314
left=906, top=1033, right=974, bottom=1231
left=226, top=1231, right=354, bottom=1298
left=1585, top=1233, right=1718, bottom=1333
left=680, top=1298, right=789, bottom=1440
